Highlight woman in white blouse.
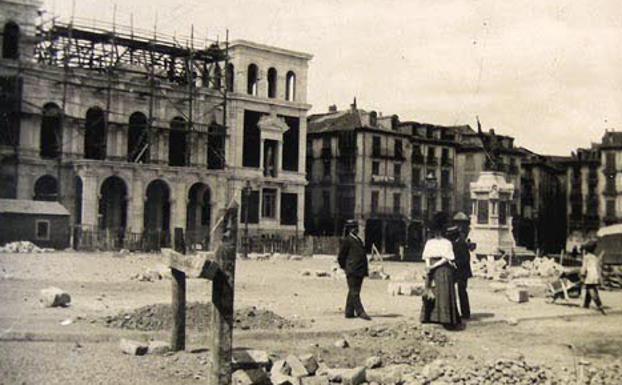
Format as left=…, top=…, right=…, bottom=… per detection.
left=420, top=212, right=461, bottom=328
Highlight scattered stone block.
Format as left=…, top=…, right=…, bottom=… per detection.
left=271, top=373, right=299, bottom=385
left=300, top=375, right=329, bottom=385
left=365, top=356, right=383, bottom=369
left=286, top=355, right=311, bottom=377
left=334, top=338, right=349, bottom=348
left=271, top=360, right=292, bottom=376
left=421, top=360, right=446, bottom=382
left=233, top=349, right=271, bottom=368
left=289, top=255, right=303, bottom=261
left=147, top=340, right=171, bottom=355
left=40, top=287, right=71, bottom=307
left=506, top=288, right=529, bottom=303
left=506, top=317, right=519, bottom=326
left=233, top=369, right=271, bottom=385
left=299, top=353, right=319, bottom=375
left=301, top=270, right=311, bottom=276
left=365, top=364, right=410, bottom=385
left=119, top=338, right=148, bottom=356
left=338, top=367, right=367, bottom=385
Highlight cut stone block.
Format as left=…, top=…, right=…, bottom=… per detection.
left=298, top=353, right=319, bottom=375
left=233, top=349, right=271, bottom=368
left=365, top=364, right=411, bottom=385
left=506, top=288, right=529, bottom=303
left=271, top=360, right=292, bottom=376
left=40, top=287, right=71, bottom=307
left=328, top=367, right=366, bottom=385
left=300, top=375, right=329, bottom=385
left=271, top=373, right=299, bottom=385
left=365, top=356, right=382, bottom=369
left=147, top=340, right=170, bottom=355
left=286, top=354, right=310, bottom=377
left=233, top=369, right=271, bottom=385
left=119, top=338, right=148, bottom=356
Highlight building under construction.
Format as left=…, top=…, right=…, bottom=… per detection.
left=0, top=0, right=312, bottom=250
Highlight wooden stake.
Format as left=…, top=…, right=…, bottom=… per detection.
left=209, top=204, right=239, bottom=385
left=171, top=227, right=186, bottom=351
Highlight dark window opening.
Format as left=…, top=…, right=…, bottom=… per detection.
left=442, top=196, right=451, bottom=213
left=144, top=180, right=171, bottom=248
left=606, top=200, right=616, bottom=217
left=281, top=115, right=300, bottom=172
left=412, top=167, right=421, bottom=187
left=226, top=63, right=235, bottom=91
left=393, top=193, right=401, bottom=214
left=267, top=67, right=277, bottom=98
left=394, top=163, right=401, bottom=182
left=212, top=64, right=222, bottom=90
left=207, top=124, right=226, bottom=169
left=371, top=191, right=379, bottom=213
left=243, top=110, right=262, bottom=168
left=0, top=76, right=21, bottom=147
left=499, top=201, right=507, bottom=225
left=247, top=64, right=258, bottom=96
left=241, top=190, right=260, bottom=224
left=35, top=220, right=50, bottom=240
left=323, top=158, right=331, bottom=177
left=34, top=175, right=58, bottom=201
left=2, top=22, right=19, bottom=59
left=372, top=136, right=381, bottom=156
left=412, top=195, right=422, bottom=217
left=322, top=191, right=330, bottom=212
left=286, top=71, right=296, bottom=101
left=84, top=107, right=106, bottom=160
left=441, top=169, right=451, bottom=188
left=477, top=200, right=489, bottom=224
left=394, top=139, right=403, bottom=158
left=74, top=176, right=82, bottom=225
left=372, top=161, right=380, bottom=176
left=128, top=112, right=149, bottom=163
left=280, top=192, right=298, bottom=225
left=186, top=183, right=211, bottom=247
left=40, top=103, right=62, bottom=159
left=262, top=188, right=276, bottom=218
left=264, top=139, right=277, bottom=177
left=168, top=117, right=188, bottom=167
left=99, top=176, right=128, bottom=231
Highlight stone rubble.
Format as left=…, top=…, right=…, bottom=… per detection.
left=0, top=241, right=53, bottom=253
left=39, top=287, right=71, bottom=307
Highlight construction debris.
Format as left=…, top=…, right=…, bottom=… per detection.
left=472, top=256, right=564, bottom=281
left=0, top=241, right=53, bottom=253
left=39, top=287, right=71, bottom=308
left=119, top=338, right=148, bottom=356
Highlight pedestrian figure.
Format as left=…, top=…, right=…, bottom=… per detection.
left=448, top=222, right=473, bottom=320
left=420, top=212, right=461, bottom=329
left=338, top=220, right=371, bottom=321
left=581, top=241, right=606, bottom=315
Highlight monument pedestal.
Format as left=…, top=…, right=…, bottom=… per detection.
left=468, top=171, right=516, bottom=256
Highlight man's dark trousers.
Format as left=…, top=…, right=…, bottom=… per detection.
left=346, top=275, right=365, bottom=317
left=456, top=278, right=470, bottom=319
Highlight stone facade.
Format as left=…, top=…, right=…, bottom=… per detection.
left=0, top=1, right=312, bottom=249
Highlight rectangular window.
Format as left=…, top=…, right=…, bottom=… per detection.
left=477, top=200, right=489, bottom=224
left=606, top=152, right=616, bottom=169
left=442, top=196, right=451, bottom=213
left=241, top=190, right=260, bottom=224
left=281, top=115, right=300, bottom=172
left=393, top=193, right=401, bottom=214
left=607, top=200, right=616, bottom=217
left=372, top=136, right=381, bottom=156
left=393, top=163, right=401, bottom=182
left=394, top=139, right=403, bottom=159
left=242, top=110, right=262, bottom=168
left=372, top=161, right=380, bottom=176
left=262, top=189, right=277, bottom=218
left=280, top=192, right=298, bottom=225
left=371, top=191, right=379, bottom=213
left=35, top=219, right=50, bottom=240
left=499, top=201, right=507, bottom=225
left=441, top=169, right=451, bottom=188
left=412, top=195, right=422, bottom=217
left=323, top=159, right=331, bottom=177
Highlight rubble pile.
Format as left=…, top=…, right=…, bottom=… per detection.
left=561, top=360, right=622, bottom=385
left=130, top=264, right=172, bottom=282
left=368, top=264, right=390, bottom=280
left=471, top=256, right=563, bottom=281
left=603, top=265, right=622, bottom=289
left=101, top=303, right=306, bottom=331
left=0, top=241, right=53, bottom=253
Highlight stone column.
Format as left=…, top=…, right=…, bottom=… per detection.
left=259, top=138, right=265, bottom=173
left=81, top=173, right=99, bottom=227
left=129, top=177, right=144, bottom=233
left=276, top=141, right=283, bottom=176
left=172, top=181, right=187, bottom=230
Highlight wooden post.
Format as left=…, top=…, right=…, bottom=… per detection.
left=209, top=204, right=238, bottom=385
left=171, top=227, right=186, bottom=351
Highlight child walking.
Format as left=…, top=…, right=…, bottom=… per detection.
left=581, top=241, right=605, bottom=315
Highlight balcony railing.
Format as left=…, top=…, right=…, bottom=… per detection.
left=370, top=174, right=405, bottom=187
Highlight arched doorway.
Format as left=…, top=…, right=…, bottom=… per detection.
left=127, top=112, right=149, bottom=163
left=84, top=107, right=106, bottom=160
left=34, top=175, right=58, bottom=201
left=144, top=179, right=171, bottom=249
left=186, top=183, right=211, bottom=249
left=99, top=176, right=127, bottom=231
left=40, top=103, right=62, bottom=159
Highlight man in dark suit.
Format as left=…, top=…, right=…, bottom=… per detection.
left=338, top=220, right=371, bottom=320
left=449, top=212, right=474, bottom=319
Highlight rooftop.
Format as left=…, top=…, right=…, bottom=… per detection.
left=0, top=199, right=70, bottom=216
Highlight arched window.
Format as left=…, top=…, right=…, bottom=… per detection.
left=2, top=22, right=19, bottom=59
left=169, top=117, right=188, bottom=167
left=40, top=103, right=62, bottom=159
left=212, top=64, right=222, bottom=90
left=267, top=67, right=277, bottom=98
left=127, top=112, right=149, bottom=162
left=286, top=71, right=296, bottom=101
left=247, top=64, right=258, bottom=96
left=226, top=63, right=234, bottom=91
left=84, top=107, right=106, bottom=160
left=34, top=175, right=58, bottom=201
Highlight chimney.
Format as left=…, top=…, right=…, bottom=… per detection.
left=328, top=105, right=337, bottom=113
left=350, top=97, right=357, bottom=111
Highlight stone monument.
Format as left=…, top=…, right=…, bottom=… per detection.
left=468, top=171, right=516, bottom=256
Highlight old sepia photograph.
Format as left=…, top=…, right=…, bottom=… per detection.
left=0, top=0, right=621, bottom=384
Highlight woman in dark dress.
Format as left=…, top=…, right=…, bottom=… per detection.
left=420, top=213, right=461, bottom=328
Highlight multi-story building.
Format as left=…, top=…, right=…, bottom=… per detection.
left=453, top=126, right=524, bottom=219
left=517, top=151, right=567, bottom=253
left=306, top=102, right=410, bottom=253
left=599, top=131, right=622, bottom=226
left=0, top=0, right=311, bottom=249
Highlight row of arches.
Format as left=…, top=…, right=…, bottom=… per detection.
left=38, top=104, right=222, bottom=168
left=246, top=63, right=296, bottom=101
left=33, top=174, right=212, bottom=244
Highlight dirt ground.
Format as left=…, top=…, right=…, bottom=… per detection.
left=1, top=251, right=621, bottom=384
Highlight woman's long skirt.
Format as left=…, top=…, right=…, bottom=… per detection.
left=420, top=263, right=461, bottom=326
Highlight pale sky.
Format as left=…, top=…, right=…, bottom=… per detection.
left=44, top=0, right=622, bottom=155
